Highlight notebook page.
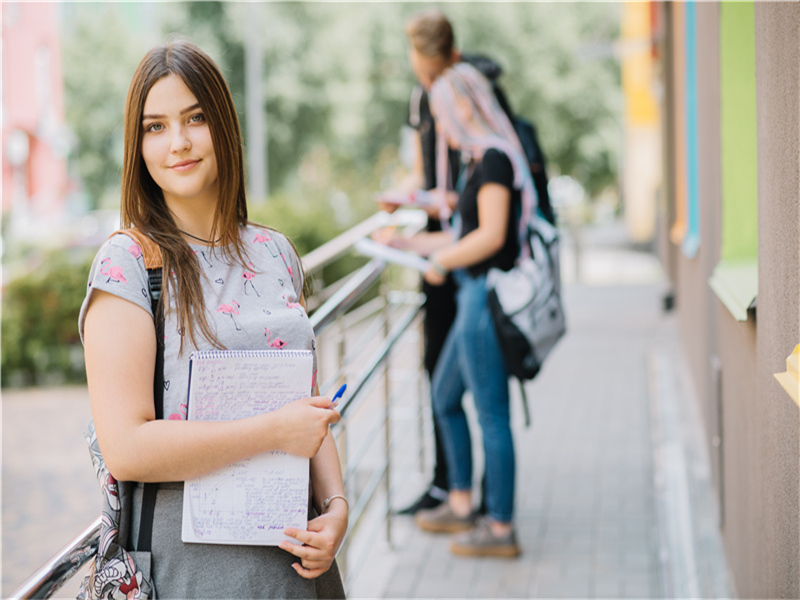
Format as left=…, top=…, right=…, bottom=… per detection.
left=182, top=349, right=313, bottom=546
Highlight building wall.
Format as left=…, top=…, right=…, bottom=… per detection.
left=662, top=2, right=800, bottom=597
left=753, top=3, right=800, bottom=597
left=1, top=2, right=69, bottom=220
left=715, top=312, right=760, bottom=595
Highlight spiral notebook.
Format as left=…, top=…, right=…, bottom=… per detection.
left=181, top=349, right=313, bottom=546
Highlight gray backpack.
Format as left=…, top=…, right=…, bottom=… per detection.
left=486, top=214, right=566, bottom=421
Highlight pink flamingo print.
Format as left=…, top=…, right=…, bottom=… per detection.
left=264, top=328, right=287, bottom=349
left=217, top=300, right=242, bottom=331
left=243, top=262, right=260, bottom=297
left=282, top=294, right=305, bottom=316
left=279, top=254, right=294, bottom=277
left=100, top=258, right=128, bottom=284
left=128, top=244, right=142, bottom=259
left=254, top=230, right=280, bottom=258
left=168, top=403, right=188, bottom=421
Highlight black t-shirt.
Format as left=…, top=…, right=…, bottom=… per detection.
left=458, top=148, right=520, bottom=277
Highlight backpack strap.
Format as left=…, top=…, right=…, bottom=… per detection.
left=108, top=229, right=164, bottom=552
left=138, top=265, right=164, bottom=552
left=108, top=228, right=163, bottom=270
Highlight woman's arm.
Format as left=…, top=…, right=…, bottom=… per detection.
left=84, top=290, right=339, bottom=482
left=373, top=227, right=453, bottom=257
left=432, top=182, right=511, bottom=273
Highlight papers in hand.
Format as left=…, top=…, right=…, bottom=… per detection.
left=182, top=349, right=313, bottom=546
left=376, top=189, right=436, bottom=208
left=355, top=238, right=430, bottom=273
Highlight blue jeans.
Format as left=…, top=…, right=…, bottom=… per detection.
left=431, top=272, right=515, bottom=523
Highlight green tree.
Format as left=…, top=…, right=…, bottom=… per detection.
left=60, top=3, right=153, bottom=209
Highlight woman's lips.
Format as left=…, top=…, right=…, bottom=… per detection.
left=170, top=159, right=200, bottom=172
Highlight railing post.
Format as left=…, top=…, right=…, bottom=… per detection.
left=335, top=313, right=349, bottom=578
left=381, top=273, right=392, bottom=548
left=417, top=303, right=427, bottom=473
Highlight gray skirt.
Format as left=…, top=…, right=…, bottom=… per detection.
left=131, top=483, right=345, bottom=599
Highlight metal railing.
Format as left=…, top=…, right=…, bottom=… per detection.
left=10, top=210, right=430, bottom=599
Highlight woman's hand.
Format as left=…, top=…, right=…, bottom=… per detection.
left=424, top=252, right=448, bottom=286
left=424, top=264, right=447, bottom=286
left=280, top=503, right=348, bottom=579
left=371, top=226, right=406, bottom=248
left=273, top=397, right=340, bottom=458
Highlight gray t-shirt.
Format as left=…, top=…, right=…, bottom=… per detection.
left=80, top=224, right=318, bottom=422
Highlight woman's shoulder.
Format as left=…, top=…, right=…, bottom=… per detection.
left=98, top=232, right=152, bottom=267
left=244, top=223, right=294, bottom=251
left=481, top=148, right=514, bottom=183
left=483, top=147, right=512, bottom=166
left=243, top=222, right=285, bottom=240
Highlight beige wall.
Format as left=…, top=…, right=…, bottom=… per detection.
left=753, top=3, right=800, bottom=597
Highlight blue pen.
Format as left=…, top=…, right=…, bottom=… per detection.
left=331, top=384, right=347, bottom=406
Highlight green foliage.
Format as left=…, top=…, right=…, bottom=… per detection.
left=1, top=251, right=95, bottom=387
left=60, top=3, right=154, bottom=209
left=60, top=3, right=621, bottom=207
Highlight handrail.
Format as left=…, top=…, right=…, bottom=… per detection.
left=308, top=259, right=385, bottom=337
left=9, top=212, right=429, bottom=599
left=11, top=518, right=101, bottom=599
left=302, top=209, right=426, bottom=272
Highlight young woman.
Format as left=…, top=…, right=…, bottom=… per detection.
left=80, top=40, right=347, bottom=597
left=377, top=63, right=536, bottom=557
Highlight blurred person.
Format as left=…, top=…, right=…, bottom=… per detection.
left=387, top=9, right=502, bottom=516
left=80, top=40, right=347, bottom=598
left=387, top=10, right=553, bottom=516
left=376, top=62, right=536, bottom=558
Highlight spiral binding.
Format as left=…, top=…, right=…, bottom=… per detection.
left=190, top=349, right=313, bottom=361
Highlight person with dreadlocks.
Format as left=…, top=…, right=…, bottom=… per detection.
left=375, top=62, right=535, bottom=558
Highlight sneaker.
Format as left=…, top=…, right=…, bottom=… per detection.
left=449, top=518, right=520, bottom=557
left=396, top=489, right=445, bottom=516
left=415, top=502, right=478, bottom=533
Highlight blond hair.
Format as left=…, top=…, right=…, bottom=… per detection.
left=405, top=10, right=455, bottom=58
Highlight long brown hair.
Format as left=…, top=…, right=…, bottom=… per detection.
left=121, top=39, right=268, bottom=350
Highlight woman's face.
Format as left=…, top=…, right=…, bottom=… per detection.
left=433, top=94, right=474, bottom=151
left=141, top=74, right=219, bottom=209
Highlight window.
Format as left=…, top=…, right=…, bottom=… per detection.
left=708, top=1, right=758, bottom=321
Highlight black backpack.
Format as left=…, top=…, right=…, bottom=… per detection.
left=511, top=117, right=555, bottom=226
left=486, top=79, right=556, bottom=226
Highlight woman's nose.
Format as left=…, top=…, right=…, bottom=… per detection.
left=170, top=126, right=191, bottom=153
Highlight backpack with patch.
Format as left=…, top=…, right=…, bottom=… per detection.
left=78, top=229, right=163, bottom=600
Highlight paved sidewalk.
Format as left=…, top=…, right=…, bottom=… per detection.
left=348, top=222, right=734, bottom=598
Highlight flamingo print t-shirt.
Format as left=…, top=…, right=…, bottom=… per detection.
left=79, top=224, right=317, bottom=422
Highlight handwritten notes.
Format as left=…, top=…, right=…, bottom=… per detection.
left=181, top=350, right=313, bottom=546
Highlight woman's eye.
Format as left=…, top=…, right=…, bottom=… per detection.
left=190, top=113, right=205, bottom=124
left=145, top=123, right=163, bottom=133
